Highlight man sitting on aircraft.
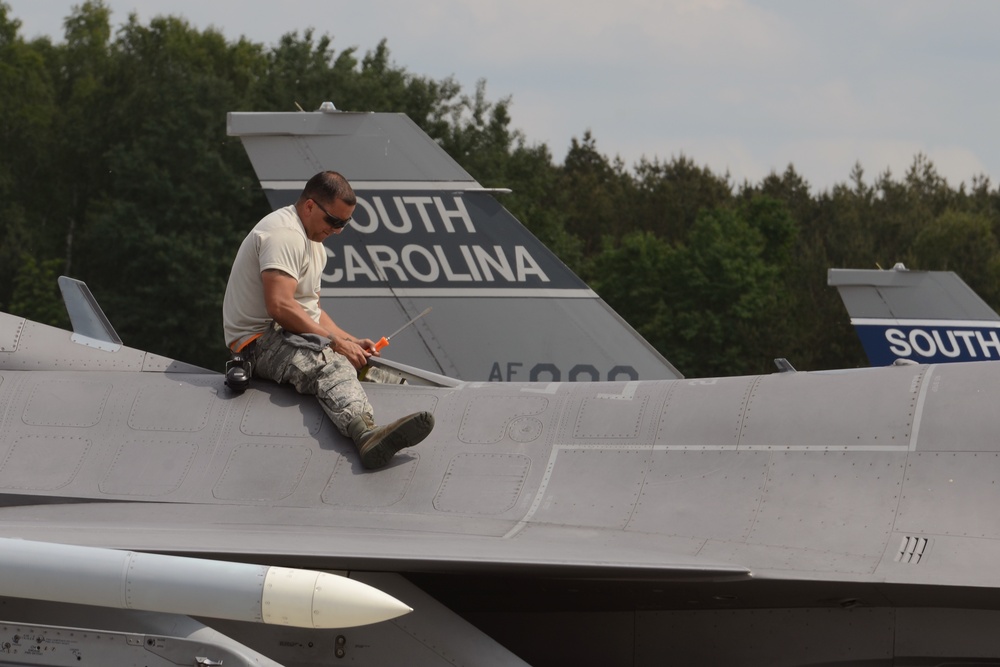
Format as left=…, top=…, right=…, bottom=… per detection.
left=223, top=170, right=434, bottom=469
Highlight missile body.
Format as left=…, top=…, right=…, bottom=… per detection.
left=0, top=538, right=410, bottom=628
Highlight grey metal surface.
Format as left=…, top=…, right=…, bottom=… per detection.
left=8, top=295, right=1000, bottom=663
left=227, top=112, right=475, bottom=185
left=324, top=295, right=670, bottom=381
left=829, top=266, right=1000, bottom=320
left=0, top=603, right=283, bottom=666
left=57, top=276, right=122, bottom=350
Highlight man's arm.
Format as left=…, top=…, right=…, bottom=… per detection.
left=318, top=310, right=380, bottom=357
left=261, top=269, right=371, bottom=369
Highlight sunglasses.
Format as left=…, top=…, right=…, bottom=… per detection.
left=310, top=198, right=352, bottom=229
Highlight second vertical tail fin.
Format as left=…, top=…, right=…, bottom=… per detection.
left=829, top=264, right=1000, bottom=365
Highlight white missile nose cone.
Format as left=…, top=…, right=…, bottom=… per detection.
left=262, top=567, right=411, bottom=628
left=311, top=572, right=413, bottom=628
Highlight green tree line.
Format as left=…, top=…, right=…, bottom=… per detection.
left=3, top=2, right=1000, bottom=377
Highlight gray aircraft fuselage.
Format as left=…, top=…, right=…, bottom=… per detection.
left=3, top=308, right=1000, bottom=665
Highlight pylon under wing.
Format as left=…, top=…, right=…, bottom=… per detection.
left=227, top=109, right=682, bottom=382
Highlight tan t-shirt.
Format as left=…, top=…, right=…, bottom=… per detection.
left=223, top=205, right=327, bottom=349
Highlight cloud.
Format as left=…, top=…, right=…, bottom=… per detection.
left=11, top=0, right=1000, bottom=192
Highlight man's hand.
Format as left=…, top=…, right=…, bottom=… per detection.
left=331, top=337, right=370, bottom=370
left=354, top=337, right=380, bottom=357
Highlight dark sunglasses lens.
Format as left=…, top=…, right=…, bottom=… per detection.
left=326, top=215, right=349, bottom=229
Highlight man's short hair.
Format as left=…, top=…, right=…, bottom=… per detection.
left=300, top=171, right=356, bottom=206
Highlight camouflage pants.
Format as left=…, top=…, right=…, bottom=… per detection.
left=251, top=324, right=374, bottom=436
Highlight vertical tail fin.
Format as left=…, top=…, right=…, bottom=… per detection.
left=228, top=109, right=682, bottom=381
left=828, top=265, right=1000, bottom=365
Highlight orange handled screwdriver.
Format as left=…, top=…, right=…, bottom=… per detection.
left=375, top=307, right=432, bottom=351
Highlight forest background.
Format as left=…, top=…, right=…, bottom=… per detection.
left=3, top=1, right=1000, bottom=378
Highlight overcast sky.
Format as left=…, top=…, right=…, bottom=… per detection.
left=10, top=1, right=1000, bottom=193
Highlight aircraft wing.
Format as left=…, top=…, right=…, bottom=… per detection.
left=7, top=289, right=1000, bottom=664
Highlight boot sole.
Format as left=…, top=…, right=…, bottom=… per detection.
left=361, top=412, right=435, bottom=469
